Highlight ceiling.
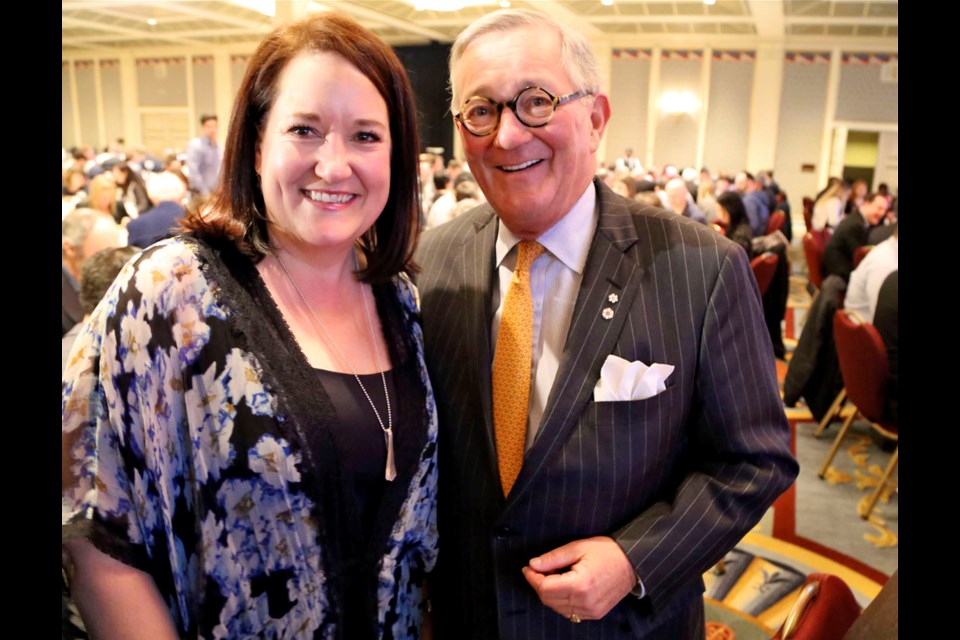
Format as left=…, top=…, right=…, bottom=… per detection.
left=62, top=0, right=898, bottom=53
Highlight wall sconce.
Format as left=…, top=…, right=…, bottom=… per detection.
left=659, top=90, right=699, bottom=115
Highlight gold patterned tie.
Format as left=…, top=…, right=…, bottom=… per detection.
left=493, top=240, right=546, bottom=496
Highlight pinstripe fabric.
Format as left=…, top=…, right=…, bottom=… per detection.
left=416, top=179, right=798, bottom=640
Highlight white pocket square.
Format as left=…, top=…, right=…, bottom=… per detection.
left=593, top=355, right=675, bottom=402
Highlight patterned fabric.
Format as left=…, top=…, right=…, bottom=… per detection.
left=492, top=240, right=544, bottom=496
left=62, top=236, right=438, bottom=639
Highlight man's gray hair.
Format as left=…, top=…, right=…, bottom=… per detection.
left=62, top=208, right=103, bottom=254
left=448, top=8, right=601, bottom=114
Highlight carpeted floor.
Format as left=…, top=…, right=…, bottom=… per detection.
left=793, top=420, right=898, bottom=575
left=700, top=238, right=898, bottom=636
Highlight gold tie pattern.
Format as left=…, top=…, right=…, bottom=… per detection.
left=493, top=240, right=546, bottom=496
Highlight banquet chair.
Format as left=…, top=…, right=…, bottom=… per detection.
left=766, top=210, right=786, bottom=235
left=750, top=252, right=779, bottom=297
left=770, top=573, right=860, bottom=640
left=802, top=232, right=824, bottom=291
left=817, top=310, right=898, bottom=520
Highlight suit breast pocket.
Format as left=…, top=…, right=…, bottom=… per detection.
left=590, top=382, right=679, bottom=425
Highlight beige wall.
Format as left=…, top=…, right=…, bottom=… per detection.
left=603, top=47, right=897, bottom=202
left=63, top=41, right=898, bottom=203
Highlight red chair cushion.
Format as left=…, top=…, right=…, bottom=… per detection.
left=772, top=573, right=861, bottom=640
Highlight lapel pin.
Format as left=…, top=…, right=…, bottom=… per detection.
left=608, top=293, right=619, bottom=304
left=602, top=307, right=614, bottom=320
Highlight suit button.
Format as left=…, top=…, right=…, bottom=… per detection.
left=493, top=526, right=511, bottom=540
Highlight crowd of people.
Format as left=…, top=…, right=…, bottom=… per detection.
left=62, top=7, right=894, bottom=639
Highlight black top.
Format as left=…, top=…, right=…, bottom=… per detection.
left=312, top=368, right=397, bottom=636
left=312, top=368, right=393, bottom=542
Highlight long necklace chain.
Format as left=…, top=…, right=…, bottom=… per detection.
left=274, top=251, right=396, bottom=482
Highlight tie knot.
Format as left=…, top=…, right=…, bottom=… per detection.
left=515, top=241, right=545, bottom=273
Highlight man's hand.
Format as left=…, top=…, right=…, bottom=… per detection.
left=520, top=536, right=638, bottom=621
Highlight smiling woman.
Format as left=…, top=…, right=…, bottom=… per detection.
left=61, top=12, right=437, bottom=640
left=255, top=51, right=392, bottom=262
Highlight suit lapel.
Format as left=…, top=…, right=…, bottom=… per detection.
left=505, top=181, right=644, bottom=509
left=459, top=207, right=501, bottom=483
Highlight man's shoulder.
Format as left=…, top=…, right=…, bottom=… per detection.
left=419, top=204, right=495, bottom=250
left=834, top=211, right=864, bottom=235
left=601, top=189, right=732, bottom=252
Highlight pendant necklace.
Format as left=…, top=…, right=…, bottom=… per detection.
left=274, top=250, right=396, bottom=482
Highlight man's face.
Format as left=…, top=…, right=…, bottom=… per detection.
left=452, top=26, right=609, bottom=239
left=202, top=118, right=218, bottom=142
left=666, top=182, right=687, bottom=211
left=862, top=195, right=889, bottom=225
left=734, top=173, right=749, bottom=192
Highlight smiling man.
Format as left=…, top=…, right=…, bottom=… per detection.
left=416, top=9, right=797, bottom=640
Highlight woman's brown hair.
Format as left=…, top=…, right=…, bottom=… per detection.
left=186, top=13, right=421, bottom=282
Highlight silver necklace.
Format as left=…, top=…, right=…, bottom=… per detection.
left=274, top=251, right=396, bottom=482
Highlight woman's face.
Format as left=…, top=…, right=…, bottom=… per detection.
left=111, top=166, right=127, bottom=186
left=256, top=51, right=391, bottom=258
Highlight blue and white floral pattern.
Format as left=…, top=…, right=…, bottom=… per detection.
left=62, top=238, right=439, bottom=639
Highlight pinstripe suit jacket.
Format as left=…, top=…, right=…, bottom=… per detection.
left=416, top=180, right=798, bottom=639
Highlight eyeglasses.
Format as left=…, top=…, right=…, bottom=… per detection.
left=454, top=86, right=592, bottom=137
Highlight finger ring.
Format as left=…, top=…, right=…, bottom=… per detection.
left=569, top=613, right=582, bottom=624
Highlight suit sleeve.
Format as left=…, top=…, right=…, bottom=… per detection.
left=612, top=242, right=798, bottom=610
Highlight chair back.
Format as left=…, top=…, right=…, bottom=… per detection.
left=772, top=573, right=861, bottom=640
left=767, top=210, right=786, bottom=235
left=833, top=310, right=889, bottom=425
left=750, top=252, right=779, bottom=296
left=802, top=232, right=823, bottom=289
left=802, top=197, right=814, bottom=232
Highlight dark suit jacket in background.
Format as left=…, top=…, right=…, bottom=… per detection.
left=416, top=180, right=798, bottom=639
left=822, top=209, right=867, bottom=282
left=783, top=275, right=847, bottom=421
left=62, top=264, right=82, bottom=337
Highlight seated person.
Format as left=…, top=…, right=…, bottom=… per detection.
left=716, top=191, right=753, bottom=256
left=62, top=209, right=124, bottom=336
left=872, top=271, right=898, bottom=427
left=822, top=193, right=889, bottom=282
left=844, top=225, right=898, bottom=323
left=126, top=171, right=188, bottom=248
left=663, top=177, right=706, bottom=223
left=811, top=179, right=847, bottom=231
left=63, top=245, right=140, bottom=372
left=736, top=171, right=771, bottom=236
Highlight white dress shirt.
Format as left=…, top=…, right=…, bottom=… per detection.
left=844, top=234, right=898, bottom=324
left=492, top=182, right=598, bottom=450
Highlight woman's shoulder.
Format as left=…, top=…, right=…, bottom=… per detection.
left=97, top=235, right=230, bottom=326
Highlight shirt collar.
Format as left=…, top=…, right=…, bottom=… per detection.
left=495, top=182, right=597, bottom=275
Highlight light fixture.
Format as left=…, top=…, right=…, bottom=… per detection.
left=704, top=0, right=717, bottom=5
left=659, top=90, right=699, bottom=115
left=147, top=18, right=157, bottom=26
left=601, top=0, right=614, bottom=6
left=500, top=0, right=510, bottom=6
